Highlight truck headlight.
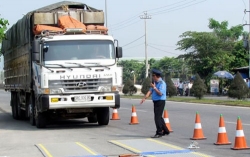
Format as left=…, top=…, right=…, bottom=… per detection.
left=98, top=86, right=111, bottom=92
left=50, top=88, right=63, bottom=94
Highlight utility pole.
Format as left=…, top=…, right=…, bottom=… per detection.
left=243, top=1, right=250, bottom=78
left=140, top=12, right=151, bottom=78
left=249, top=0, right=250, bottom=78
left=105, top=0, right=108, bottom=27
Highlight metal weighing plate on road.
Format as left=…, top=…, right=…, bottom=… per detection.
left=110, top=138, right=213, bottom=157
left=36, top=142, right=104, bottom=157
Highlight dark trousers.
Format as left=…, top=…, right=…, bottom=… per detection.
left=153, top=100, right=169, bottom=135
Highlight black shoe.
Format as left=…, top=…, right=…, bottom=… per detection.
left=163, top=131, right=170, bottom=136
left=151, top=134, right=163, bottom=138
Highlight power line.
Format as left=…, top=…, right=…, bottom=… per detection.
left=109, top=0, right=198, bottom=29
left=109, top=20, right=141, bottom=31
left=150, top=0, right=207, bottom=16
left=242, top=0, right=246, bottom=8
left=124, top=43, right=144, bottom=50
left=108, top=13, right=141, bottom=27
left=122, top=35, right=145, bottom=47
left=242, top=0, right=247, bottom=24
left=109, top=0, right=206, bottom=31
left=148, top=43, right=176, bottom=48
left=146, top=0, right=190, bottom=12
left=148, top=45, right=179, bottom=55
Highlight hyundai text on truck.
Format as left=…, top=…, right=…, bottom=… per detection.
left=1, top=1, right=123, bottom=128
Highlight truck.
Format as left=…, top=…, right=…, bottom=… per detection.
left=1, top=1, right=123, bottom=128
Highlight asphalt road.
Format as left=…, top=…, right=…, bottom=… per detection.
left=0, top=89, right=250, bottom=157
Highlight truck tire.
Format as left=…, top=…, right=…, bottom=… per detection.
left=17, top=93, right=26, bottom=120
left=97, top=107, right=109, bottom=125
left=35, top=106, right=47, bottom=128
left=29, top=94, right=35, bottom=126
left=11, top=92, right=19, bottom=120
left=88, top=114, right=97, bottom=123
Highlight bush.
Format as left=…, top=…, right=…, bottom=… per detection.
left=122, top=85, right=129, bottom=95
left=190, top=74, right=207, bottom=99
left=228, top=72, right=249, bottom=100
left=141, top=77, right=151, bottom=95
left=123, top=79, right=137, bottom=96
left=165, top=75, right=177, bottom=97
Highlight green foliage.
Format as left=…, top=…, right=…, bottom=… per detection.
left=0, top=17, right=9, bottom=41
left=118, top=57, right=187, bottom=83
left=176, top=18, right=245, bottom=83
left=118, top=60, right=144, bottom=84
left=190, top=74, right=207, bottom=99
left=123, top=79, right=137, bottom=96
left=165, top=75, right=177, bottom=97
left=228, top=72, right=249, bottom=100
left=0, top=17, right=9, bottom=55
left=230, top=41, right=248, bottom=69
left=141, top=77, right=151, bottom=95
left=122, top=85, right=129, bottom=95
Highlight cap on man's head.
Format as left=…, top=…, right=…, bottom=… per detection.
left=152, top=69, right=162, bottom=76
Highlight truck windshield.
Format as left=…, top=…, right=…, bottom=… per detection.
left=43, top=40, right=115, bottom=61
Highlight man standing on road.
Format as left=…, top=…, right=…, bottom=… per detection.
left=140, top=69, right=170, bottom=138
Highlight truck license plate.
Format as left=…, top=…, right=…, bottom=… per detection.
left=74, top=95, right=91, bottom=102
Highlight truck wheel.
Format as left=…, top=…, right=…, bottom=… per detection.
left=17, top=93, right=26, bottom=119
left=35, top=106, right=47, bottom=128
left=29, top=94, right=35, bottom=126
left=88, top=114, right=97, bottom=123
left=97, top=107, right=109, bottom=125
left=11, top=92, right=19, bottom=120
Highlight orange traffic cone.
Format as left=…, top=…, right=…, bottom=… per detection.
left=129, top=105, right=139, bottom=125
left=163, top=108, right=173, bottom=132
left=214, top=114, right=231, bottom=145
left=231, top=116, right=250, bottom=150
left=190, top=112, right=206, bottom=140
left=110, top=108, right=120, bottom=120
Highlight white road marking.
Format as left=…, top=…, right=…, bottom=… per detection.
left=225, top=121, right=250, bottom=126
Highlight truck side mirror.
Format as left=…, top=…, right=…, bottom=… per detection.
left=32, top=40, right=40, bottom=62
left=33, top=40, right=40, bottom=53
left=32, top=53, right=40, bottom=62
left=116, top=47, right=123, bottom=58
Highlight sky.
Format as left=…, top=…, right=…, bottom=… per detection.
left=0, top=0, right=249, bottom=59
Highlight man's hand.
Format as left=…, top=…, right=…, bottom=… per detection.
left=140, top=98, right=146, bottom=104
left=150, top=82, right=155, bottom=88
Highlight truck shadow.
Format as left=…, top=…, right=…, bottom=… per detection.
left=0, top=113, right=105, bottom=131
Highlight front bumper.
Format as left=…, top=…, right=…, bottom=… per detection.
left=38, top=93, right=120, bottom=111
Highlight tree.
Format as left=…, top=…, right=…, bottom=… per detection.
left=176, top=18, right=244, bottom=82
left=123, top=79, right=137, bottom=96
left=0, top=17, right=9, bottom=41
left=141, top=77, right=151, bottom=95
left=228, top=72, right=249, bottom=100
left=151, top=57, right=184, bottom=79
left=165, top=75, right=177, bottom=97
left=230, top=40, right=249, bottom=69
left=0, top=17, right=9, bottom=55
left=190, top=74, right=207, bottom=99
left=122, top=85, right=129, bottom=95
left=118, top=60, right=144, bottom=84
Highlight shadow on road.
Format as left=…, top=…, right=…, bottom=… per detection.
left=0, top=112, right=105, bottom=131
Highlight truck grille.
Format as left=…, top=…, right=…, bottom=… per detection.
left=49, top=78, right=112, bottom=93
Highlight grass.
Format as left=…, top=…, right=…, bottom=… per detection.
left=121, top=95, right=250, bottom=107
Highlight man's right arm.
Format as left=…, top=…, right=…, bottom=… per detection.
left=140, top=90, right=152, bottom=104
